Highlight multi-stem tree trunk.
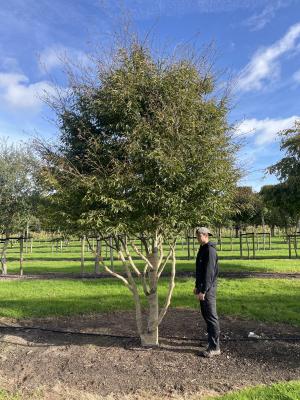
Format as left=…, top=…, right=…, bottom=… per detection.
left=140, top=248, right=159, bottom=347
left=99, top=234, right=176, bottom=347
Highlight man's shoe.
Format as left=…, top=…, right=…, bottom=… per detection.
left=199, top=348, right=221, bottom=358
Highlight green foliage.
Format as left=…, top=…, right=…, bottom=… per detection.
left=268, top=121, right=300, bottom=226
left=0, top=141, right=39, bottom=235
left=231, top=187, right=261, bottom=229
left=260, top=184, right=296, bottom=229
left=39, top=42, right=239, bottom=238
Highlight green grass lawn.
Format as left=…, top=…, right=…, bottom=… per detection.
left=0, top=389, right=19, bottom=400
left=0, top=277, right=299, bottom=326
left=2, top=237, right=300, bottom=275
left=208, top=381, right=300, bottom=400
left=3, top=257, right=300, bottom=275
left=1, top=237, right=299, bottom=326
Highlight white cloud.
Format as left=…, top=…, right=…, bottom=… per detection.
left=0, top=56, right=21, bottom=73
left=244, top=1, right=287, bottom=31
left=39, top=45, right=90, bottom=73
left=293, top=69, right=300, bottom=83
left=236, top=116, right=300, bottom=145
left=237, top=23, right=300, bottom=92
left=0, top=72, right=55, bottom=111
left=100, top=0, right=274, bottom=19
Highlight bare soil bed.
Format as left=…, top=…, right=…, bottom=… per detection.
left=0, top=309, right=299, bottom=399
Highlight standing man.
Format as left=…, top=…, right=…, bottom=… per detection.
left=194, top=227, right=220, bottom=357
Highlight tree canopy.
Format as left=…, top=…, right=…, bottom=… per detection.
left=40, top=44, right=239, bottom=239
left=268, top=120, right=300, bottom=229
left=0, top=141, right=38, bottom=236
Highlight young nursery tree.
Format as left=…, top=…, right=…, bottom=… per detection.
left=38, top=41, right=239, bottom=346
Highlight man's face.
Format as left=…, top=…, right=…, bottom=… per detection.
left=197, top=232, right=209, bottom=244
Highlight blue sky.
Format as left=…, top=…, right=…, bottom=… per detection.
left=1, top=0, right=300, bottom=190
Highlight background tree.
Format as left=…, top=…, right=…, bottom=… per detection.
left=260, top=184, right=294, bottom=236
left=36, top=168, right=99, bottom=274
left=231, top=186, right=260, bottom=237
left=0, top=141, right=39, bottom=274
left=268, top=120, right=300, bottom=233
left=38, top=40, right=239, bottom=346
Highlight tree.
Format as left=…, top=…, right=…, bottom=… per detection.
left=231, top=186, right=260, bottom=237
left=260, top=185, right=294, bottom=235
left=268, top=120, right=300, bottom=232
left=36, top=167, right=99, bottom=274
left=0, top=141, right=39, bottom=274
left=38, top=40, right=239, bottom=346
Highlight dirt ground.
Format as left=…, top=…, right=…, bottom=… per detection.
left=0, top=309, right=299, bottom=400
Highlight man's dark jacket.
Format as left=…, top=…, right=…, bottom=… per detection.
left=195, top=242, right=219, bottom=294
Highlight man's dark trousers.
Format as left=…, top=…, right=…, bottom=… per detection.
left=200, top=286, right=220, bottom=350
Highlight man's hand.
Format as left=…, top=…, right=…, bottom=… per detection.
left=197, top=292, right=205, bottom=301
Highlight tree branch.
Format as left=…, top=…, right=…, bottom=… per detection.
left=117, top=248, right=144, bottom=335
left=157, top=238, right=177, bottom=278
left=99, top=257, right=131, bottom=287
left=86, top=236, right=97, bottom=257
left=158, top=246, right=176, bottom=326
left=130, top=240, right=153, bottom=270
left=118, top=236, right=141, bottom=277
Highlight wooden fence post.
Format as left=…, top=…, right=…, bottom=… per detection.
left=240, top=234, right=242, bottom=259
left=110, top=237, right=114, bottom=270
left=192, top=235, right=195, bottom=257
left=81, top=236, right=85, bottom=276
left=20, top=237, right=24, bottom=276
left=95, top=237, right=101, bottom=274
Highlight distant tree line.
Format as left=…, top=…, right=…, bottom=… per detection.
left=230, top=121, right=300, bottom=237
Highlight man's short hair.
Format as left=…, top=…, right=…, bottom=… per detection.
left=195, top=227, right=213, bottom=236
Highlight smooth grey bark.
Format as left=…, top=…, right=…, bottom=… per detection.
left=96, top=235, right=177, bottom=347
left=140, top=249, right=159, bottom=347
